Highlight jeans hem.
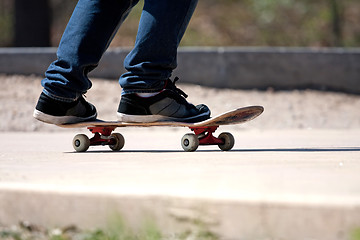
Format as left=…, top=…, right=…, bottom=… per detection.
left=43, top=89, right=78, bottom=103
left=121, top=88, right=164, bottom=95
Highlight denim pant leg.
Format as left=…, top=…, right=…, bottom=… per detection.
left=42, top=0, right=139, bottom=102
left=119, top=0, right=198, bottom=93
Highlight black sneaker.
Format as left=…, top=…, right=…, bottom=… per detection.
left=117, top=78, right=211, bottom=123
left=33, top=92, right=97, bottom=125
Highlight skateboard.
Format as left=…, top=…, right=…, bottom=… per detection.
left=59, top=106, right=264, bottom=152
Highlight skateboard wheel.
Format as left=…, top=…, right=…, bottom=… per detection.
left=73, top=134, right=90, bottom=152
left=181, top=133, right=199, bottom=152
left=218, top=132, right=235, bottom=151
left=109, top=133, right=125, bottom=151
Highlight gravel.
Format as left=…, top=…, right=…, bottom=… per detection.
left=1, top=74, right=360, bottom=132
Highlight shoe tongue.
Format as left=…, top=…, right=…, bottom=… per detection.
left=165, top=78, right=188, bottom=98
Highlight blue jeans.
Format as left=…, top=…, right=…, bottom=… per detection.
left=42, top=0, right=198, bottom=102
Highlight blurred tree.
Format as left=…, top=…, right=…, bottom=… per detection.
left=329, top=0, right=343, bottom=46
left=0, top=0, right=14, bottom=47
left=14, top=0, right=50, bottom=47
left=0, top=0, right=357, bottom=48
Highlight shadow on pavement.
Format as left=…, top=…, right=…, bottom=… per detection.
left=64, top=147, right=360, bottom=153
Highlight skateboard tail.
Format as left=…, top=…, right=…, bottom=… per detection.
left=198, top=105, right=264, bottom=126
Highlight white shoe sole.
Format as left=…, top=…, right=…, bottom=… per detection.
left=117, top=111, right=210, bottom=123
left=33, top=110, right=97, bottom=125
left=117, top=113, right=171, bottom=123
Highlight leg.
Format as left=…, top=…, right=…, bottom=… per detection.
left=119, top=0, right=198, bottom=92
left=43, top=0, right=140, bottom=101
left=117, top=0, right=210, bottom=123
left=34, top=0, right=140, bottom=124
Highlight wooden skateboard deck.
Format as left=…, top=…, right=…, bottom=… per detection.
left=59, top=105, right=264, bottom=152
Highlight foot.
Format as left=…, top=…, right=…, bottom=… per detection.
left=117, top=78, right=211, bottom=123
left=33, top=92, right=97, bottom=125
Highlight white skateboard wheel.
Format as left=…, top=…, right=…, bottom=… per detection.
left=181, top=133, right=199, bottom=152
left=109, top=133, right=125, bottom=151
left=72, top=134, right=90, bottom=152
left=218, top=132, right=235, bottom=151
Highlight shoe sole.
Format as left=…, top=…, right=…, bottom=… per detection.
left=117, top=110, right=210, bottom=123
left=33, top=110, right=97, bottom=125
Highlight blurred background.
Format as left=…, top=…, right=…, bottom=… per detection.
left=0, top=0, right=359, bottom=131
left=0, top=0, right=359, bottom=48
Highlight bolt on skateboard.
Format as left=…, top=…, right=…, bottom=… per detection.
left=58, top=106, right=264, bottom=152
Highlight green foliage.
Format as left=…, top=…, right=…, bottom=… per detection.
left=0, top=212, right=220, bottom=240
left=352, top=228, right=360, bottom=240
left=0, top=0, right=359, bottom=47
left=0, top=230, right=22, bottom=240
left=0, top=0, right=14, bottom=47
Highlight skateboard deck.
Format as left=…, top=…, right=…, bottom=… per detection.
left=59, top=105, right=264, bottom=152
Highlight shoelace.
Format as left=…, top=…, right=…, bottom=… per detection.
left=172, top=77, right=188, bottom=98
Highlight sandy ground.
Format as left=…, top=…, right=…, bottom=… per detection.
left=1, top=74, right=360, bottom=131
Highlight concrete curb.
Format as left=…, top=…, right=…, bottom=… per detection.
left=0, top=47, right=359, bottom=93
left=1, top=185, right=359, bottom=240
